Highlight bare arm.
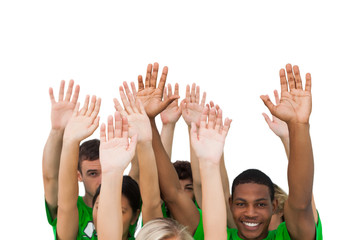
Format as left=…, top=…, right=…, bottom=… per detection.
left=190, top=107, right=231, bottom=240
left=160, top=83, right=182, bottom=158
left=136, top=63, right=200, bottom=234
left=43, top=80, right=80, bottom=219
left=97, top=113, right=137, bottom=240
left=263, top=89, right=317, bottom=224
left=261, top=64, right=315, bottom=239
left=57, top=96, right=101, bottom=240
left=117, top=84, right=163, bottom=223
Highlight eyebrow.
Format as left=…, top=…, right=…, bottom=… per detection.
left=86, top=169, right=99, bottom=173
left=235, top=198, right=269, bottom=202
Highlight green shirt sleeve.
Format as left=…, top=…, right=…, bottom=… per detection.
left=193, top=208, right=204, bottom=240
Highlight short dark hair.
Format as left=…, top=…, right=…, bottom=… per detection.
left=78, top=139, right=100, bottom=174
left=231, top=169, right=275, bottom=201
left=173, top=160, right=192, bottom=182
left=92, top=175, right=141, bottom=214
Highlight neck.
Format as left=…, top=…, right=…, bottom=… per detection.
left=82, top=193, right=93, bottom=208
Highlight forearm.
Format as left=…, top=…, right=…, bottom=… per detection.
left=280, top=136, right=290, bottom=160
left=57, top=139, right=80, bottom=239
left=160, top=123, right=176, bottom=159
left=137, top=141, right=162, bottom=224
left=220, top=154, right=236, bottom=228
left=150, top=119, right=182, bottom=202
left=98, top=173, right=124, bottom=240
left=287, top=123, right=313, bottom=208
left=188, top=127, right=202, bottom=208
left=200, top=160, right=227, bottom=240
left=42, top=129, right=64, bottom=212
left=128, top=153, right=139, bottom=184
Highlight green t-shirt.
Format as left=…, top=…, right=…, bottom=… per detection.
left=227, top=212, right=323, bottom=240
left=45, top=196, right=97, bottom=239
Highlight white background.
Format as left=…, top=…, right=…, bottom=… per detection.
left=1, top=1, right=359, bottom=239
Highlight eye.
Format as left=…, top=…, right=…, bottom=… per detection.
left=88, top=171, right=98, bottom=177
left=236, top=202, right=245, bottom=207
left=257, top=203, right=267, bottom=208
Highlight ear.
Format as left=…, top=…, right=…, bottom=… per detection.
left=228, top=196, right=233, bottom=208
left=271, top=199, right=278, bottom=215
left=131, top=209, right=141, bottom=225
left=77, top=170, right=83, bottom=182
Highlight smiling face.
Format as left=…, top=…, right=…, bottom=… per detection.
left=230, top=183, right=277, bottom=240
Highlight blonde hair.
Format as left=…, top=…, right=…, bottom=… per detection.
left=273, top=184, right=288, bottom=215
left=136, top=218, right=193, bottom=240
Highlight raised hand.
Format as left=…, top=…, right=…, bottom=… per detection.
left=49, top=80, right=80, bottom=130
left=262, top=90, right=289, bottom=139
left=99, top=112, right=137, bottom=174
left=181, top=83, right=207, bottom=127
left=261, top=64, right=312, bottom=124
left=114, top=82, right=152, bottom=143
left=160, top=83, right=182, bottom=125
left=63, top=95, right=101, bottom=142
left=190, top=106, right=231, bottom=164
left=133, top=63, right=179, bottom=118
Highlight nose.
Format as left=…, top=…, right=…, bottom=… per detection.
left=244, top=205, right=257, bottom=218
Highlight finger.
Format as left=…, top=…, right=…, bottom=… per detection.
left=58, top=80, right=65, bottom=101
left=90, top=98, right=101, bottom=120
left=114, top=111, right=122, bottom=138
left=215, top=108, right=223, bottom=132
left=71, top=85, right=80, bottom=104
left=122, top=116, right=129, bottom=139
left=107, top=115, right=114, bottom=140
left=72, top=102, right=80, bottom=117
left=286, top=64, right=296, bottom=91
left=222, top=118, right=232, bottom=137
left=279, top=69, right=288, bottom=93
left=128, top=134, right=138, bottom=153
left=136, top=99, right=146, bottom=115
left=208, top=107, right=216, bottom=129
left=209, top=101, right=215, bottom=108
left=80, top=95, right=90, bottom=115
left=305, top=73, right=312, bottom=93
left=185, top=85, right=190, bottom=102
left=145, top=64, right=152, bottom=88
left=65, top=80, right=74, bottom=101
left=174, top=83, right=179, bottom=96
left=49, top=87, right=56, bottom=104
left=113, top=98, right=124, bottom=112
left=200, top=106, right=209, bottom=129
left=158, top=66, right=168, bottom=95
left=190, top=83, right=196, bottom=103
left=274, top=90, right=280, bottom=105
left=89, top=116, right=100, bottom=135
left=123, top=82, right=135, bottom=103
left=138, top=75, right=145, bottom=91
left=100, top=123, right=107, bottom=143
left=86, top=95, right=97, bottom=117
left=150, top=62, right=159, bottom=88
left=293, top=65, right=303, bottom=90
left=119, top=86, right=133, bottom=114
left=200, top=92, right=207, bottom=107
left=195, top=85, right=200, bottom=104
left=130, top=82, right=137, bottom=98
left=262, top=113, right=272, bottom=126
left=163, top=85, right=168, bottom=101
left=168, top=83, right=173, bottom=97
left=260, top=95, right=276, bottom=116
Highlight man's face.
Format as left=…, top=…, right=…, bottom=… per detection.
left=179, top=178, right=194, bottom=201
left=78, top=159, right=102, bottom=198
left=230, top=183, right=276, bottom=240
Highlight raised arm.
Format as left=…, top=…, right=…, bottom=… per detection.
left=57, top=96, right=101, bottom=240
left=160, top=83, right=182, bottom=158
left=43, top=80, right=79, bottom=219
left=117, top=82, right=163, bottom=223
left=190, top=106, right=231, bottom=240
left=97, top=112, right=137, bottom=240
left=263, top=89, right=318, bottom=224
left=261, top=64, right=316, bottom=239
left=136, top=63, right=200, bottom=234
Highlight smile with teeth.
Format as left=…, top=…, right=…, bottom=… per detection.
left=243, top=222, right=260, bottom=227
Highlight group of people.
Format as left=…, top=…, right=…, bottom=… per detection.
left=42, top=63, right=323, bottom=240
